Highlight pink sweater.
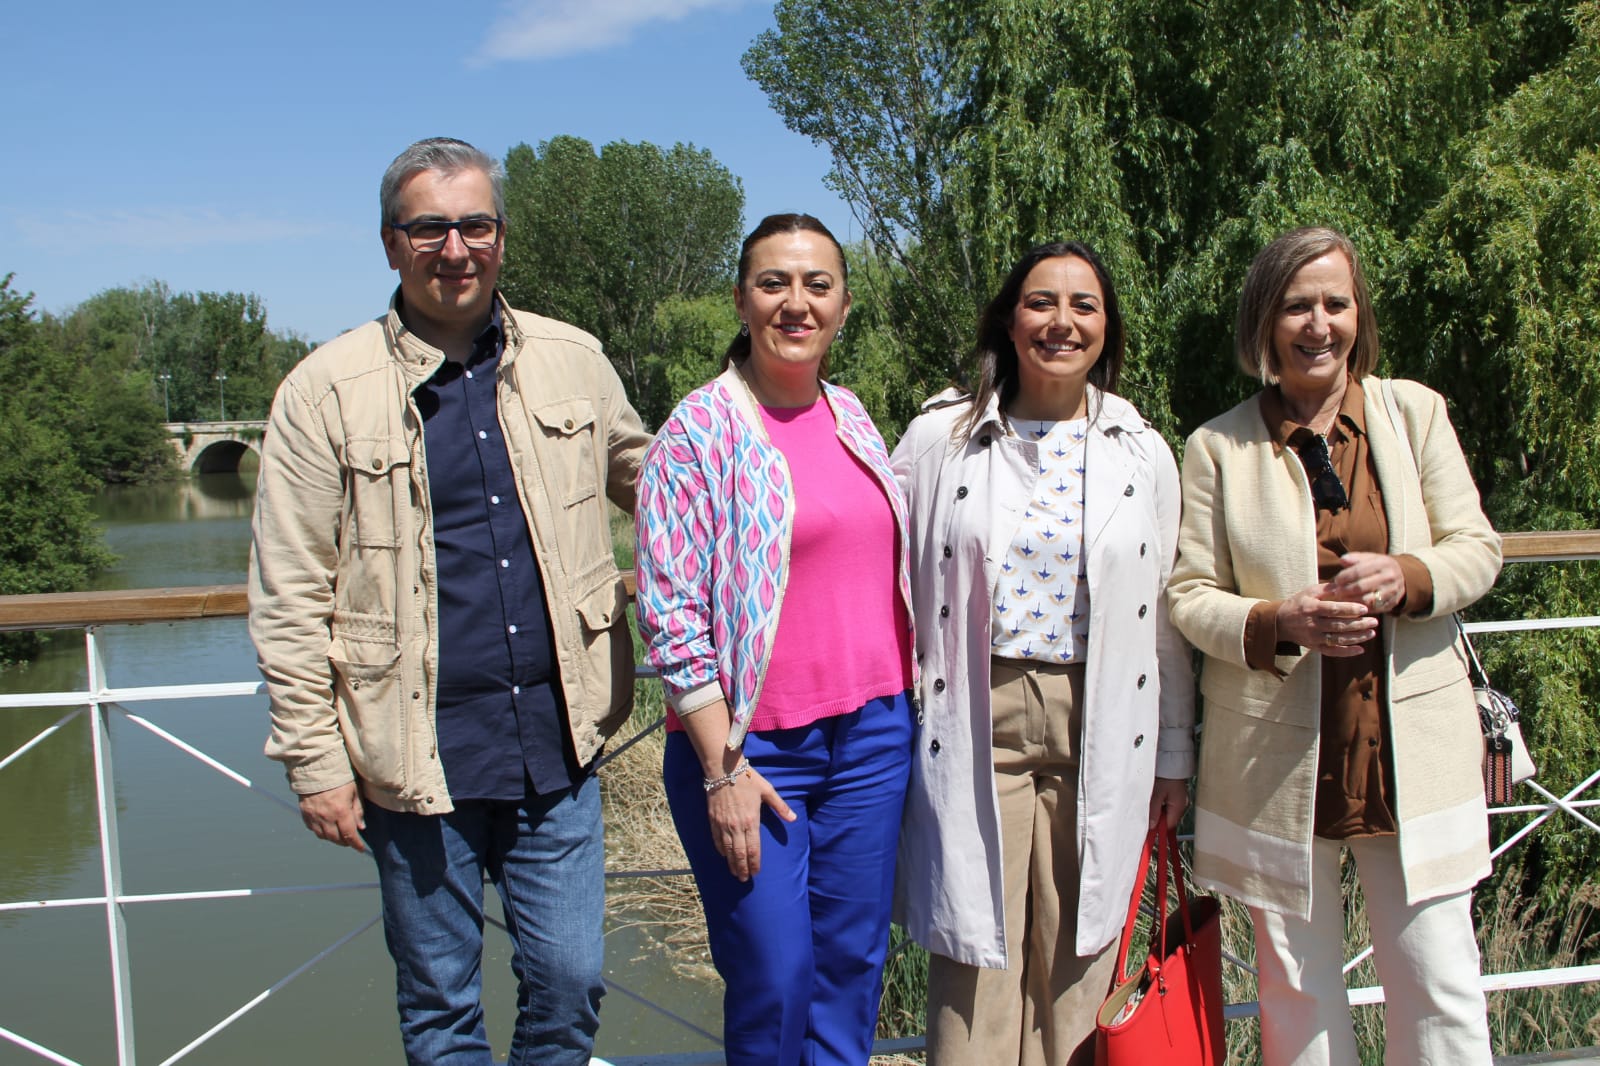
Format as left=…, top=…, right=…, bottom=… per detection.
left=749, top=399, right=912, bottom=731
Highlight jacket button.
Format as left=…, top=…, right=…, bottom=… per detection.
left=956, top=486, right=968, bottom=499
left=930, top=739, right=942, bottom=754
left=1124, top=484, right=1135, bottom=496
left=916, top=711, right=925, bottom=725
left=943, top=545, right=952, bottom=559
left=1138, top=604, right=1148, bottom=619
left=425, top=796, right=435, bottom=804
left=350, top=679, right=361, bottom=690
left=413, top=691, right=421, bottom=700
left=1139, top=543, right=1147, bottom=557
left=979, top=435, right=992, bottom=447
left=372, top=458, right=383, bottom=470
left=933, top=678, right=946, bottom=693
left=1133, top=734, right=1144, bottom=747
left=940, top=605, right=950, bottom=618
left=1137, top=674, right=1147, bottom=689
left=601, top=613, right=610, bottom=624
left=564, top=418, right=575, bottom=430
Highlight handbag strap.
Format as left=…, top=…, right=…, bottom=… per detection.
left=1454, top=613, right=1493, bottom=689
left=1111, top=822, right=1195, bottom=985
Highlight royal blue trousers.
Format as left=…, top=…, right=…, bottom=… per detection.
left=664, top=690, right=913, bottom=1066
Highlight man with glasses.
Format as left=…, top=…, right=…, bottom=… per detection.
left=249, top=137, right=650, bottom=1065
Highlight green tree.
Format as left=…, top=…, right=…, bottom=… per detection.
left=0, top=276, right=115, bottom=662
left=498, top=135, right=745, bottom=426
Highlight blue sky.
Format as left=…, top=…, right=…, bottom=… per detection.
left=4, top=0, right=853, bottom=345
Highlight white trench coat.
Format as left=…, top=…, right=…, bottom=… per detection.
left=891, top=386, right=1195, bottom=967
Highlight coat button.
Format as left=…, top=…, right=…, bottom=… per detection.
left=979, top=435, right=992, bottom=447
left=943, top=545, right=953, bottom=559
left=930, top=739, right=942, bottom=754
left=1133, top=735, right=1145, bottom=747
left=1137, top=674, right=1147, bottom=689
left=372, top=458, right=383, bottom=470
left=933, top=678, right=946, bottom=693
left=940, top=605, right=950, bottom=618
left=956, top=486, right=969, bottom=499
left=564, top=418, right=575, bottom=430
left=1138, top=604, right=1148, bottom=619
left=1124, top=484, right=1135, bottom=496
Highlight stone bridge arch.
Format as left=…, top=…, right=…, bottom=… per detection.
left=166, top=421, right=267, bottom=474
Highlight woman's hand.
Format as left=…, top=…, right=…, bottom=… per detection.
left=1148, top=777, right=1189, bottom=830
left=1327, top=551, right=1408, bottom=615
left=706, top=763, right=796, bottom=883
left=1276, top=583, right=1379, bottom=656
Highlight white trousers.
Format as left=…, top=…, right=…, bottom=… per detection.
left=1250, top=835, right=1493, bottom=1066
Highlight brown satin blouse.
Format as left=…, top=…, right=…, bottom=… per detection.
left=1243, top=377, right=1436, bottom=839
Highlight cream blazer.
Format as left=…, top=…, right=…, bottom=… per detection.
left=1167, top=377, right=1501, bottom=916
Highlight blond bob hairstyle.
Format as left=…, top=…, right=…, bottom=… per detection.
left=1234, top=226, right=1380, bottom=383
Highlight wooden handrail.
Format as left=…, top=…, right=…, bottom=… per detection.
left=0, top=532, right=1595, bottom=633
left=0, top=573, right=641, bottom=633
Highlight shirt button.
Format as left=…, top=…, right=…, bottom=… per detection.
left=1124, top=484, right=1135, bottom=497
left=500, top=559, right=510, bottom=568
left=478, top=430, right=488, bottom=440
left=1137, top=674, right=1147, bottom=688
left=508, top=624, right=518, bottom=634
left=465, top=369, right=474, bottom=379
left=1138, top=604, right=1148, bottom=619
left=940, top=605, right=950, bottom=618
left=1133, top=734, right=1145, bottom=747
left=1368, top=737, right=1379, bottom=747
left=491, top=495, right=501, bottom=504
left=1140, top=543, right=1147, bottom=557
left=513, top=685, right=521, bottom=695
left=979, top=435, right=992, bottom=447
left=943, top=545, right=952, bottom=559
left=956, top=486, right=969, bottom=500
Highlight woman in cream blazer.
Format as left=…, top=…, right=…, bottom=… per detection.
left=1167, top=227, right=1501, bottom=1065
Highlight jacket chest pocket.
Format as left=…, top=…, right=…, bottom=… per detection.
left=347, top=437, right=411, bottom=549
left=532, top=400, right=600, bottom=507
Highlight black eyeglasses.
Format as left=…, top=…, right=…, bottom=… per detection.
left=390, top=217, right=504, bottom=252
left=1296, top=434, right=1349, bottom=512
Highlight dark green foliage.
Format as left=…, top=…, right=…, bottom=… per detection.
left=499, top=136, right=745, bottom=428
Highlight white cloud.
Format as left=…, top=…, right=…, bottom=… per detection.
left=17, top=208, right=327, bottom=251
left=473, top=0, right=749, bottom=63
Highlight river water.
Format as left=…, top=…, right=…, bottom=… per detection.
left=0, top=476, right=719, bottom=1065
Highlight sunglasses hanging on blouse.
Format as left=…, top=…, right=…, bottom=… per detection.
left=1295, top=434, right=1350, bottom=513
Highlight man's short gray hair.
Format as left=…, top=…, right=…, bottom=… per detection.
left=379, top=137, right=506, bottom=225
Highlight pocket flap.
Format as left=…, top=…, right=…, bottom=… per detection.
left=347, top=436, right=410, bottom=476
left=533, top=399, right=597, bottom=437
left=575, top=569, right=628, bottom=631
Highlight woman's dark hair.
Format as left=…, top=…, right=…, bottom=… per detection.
left=959, top=241, right=1125, bottom=441
left=1235, top=226, right=1380, bottom=383
left=723, top=213, right=849, bottom=374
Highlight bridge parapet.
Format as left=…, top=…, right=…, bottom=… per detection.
left=164, top=420, right=268, bottom=474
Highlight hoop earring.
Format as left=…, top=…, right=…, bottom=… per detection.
left=739, top=322, right=749, bottom=336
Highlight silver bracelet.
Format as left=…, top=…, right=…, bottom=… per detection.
left=703, top=757, right=752, bottom=794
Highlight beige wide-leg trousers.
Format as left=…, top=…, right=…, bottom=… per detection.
left=926, top=658, right=1118, bottom=1066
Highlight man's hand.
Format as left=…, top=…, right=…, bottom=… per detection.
left=298, top=782, right=367, bottom=852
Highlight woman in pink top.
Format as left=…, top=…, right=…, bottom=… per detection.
left=634, top=214, right=917, bottom=1065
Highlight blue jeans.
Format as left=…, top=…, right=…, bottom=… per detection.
left=665, top=691, right=913, bottom=1066
left=361, top=775, right=605, bottom=1066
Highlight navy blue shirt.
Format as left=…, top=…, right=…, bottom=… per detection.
left=414, top=311, right=579, bottom=798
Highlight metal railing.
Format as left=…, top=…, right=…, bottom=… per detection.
left=1, top=531, right=1598, bottom=1064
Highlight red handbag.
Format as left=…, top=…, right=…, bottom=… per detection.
left=1093, top=822, right=1225, bottom=1065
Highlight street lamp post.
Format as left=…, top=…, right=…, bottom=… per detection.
left=215, top=373, right=228, bottom=422
left=158, top=372, right=171, bottom=422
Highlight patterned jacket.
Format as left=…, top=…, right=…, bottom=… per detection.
left=635, top=365, right=916, bottom=747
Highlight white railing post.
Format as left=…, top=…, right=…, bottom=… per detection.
left=87, top=627, right=137, bottom=1065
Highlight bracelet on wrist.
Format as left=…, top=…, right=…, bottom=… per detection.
left=703, top=757, right=752, bottom=794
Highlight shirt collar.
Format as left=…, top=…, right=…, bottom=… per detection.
left=1260, top=375, right=1368, bottom=453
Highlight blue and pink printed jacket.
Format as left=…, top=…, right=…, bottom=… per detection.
left=635, top=365, right=917, bottom=748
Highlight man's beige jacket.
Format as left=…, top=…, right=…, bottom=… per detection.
left=249, top=294, right=650, bottom=814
